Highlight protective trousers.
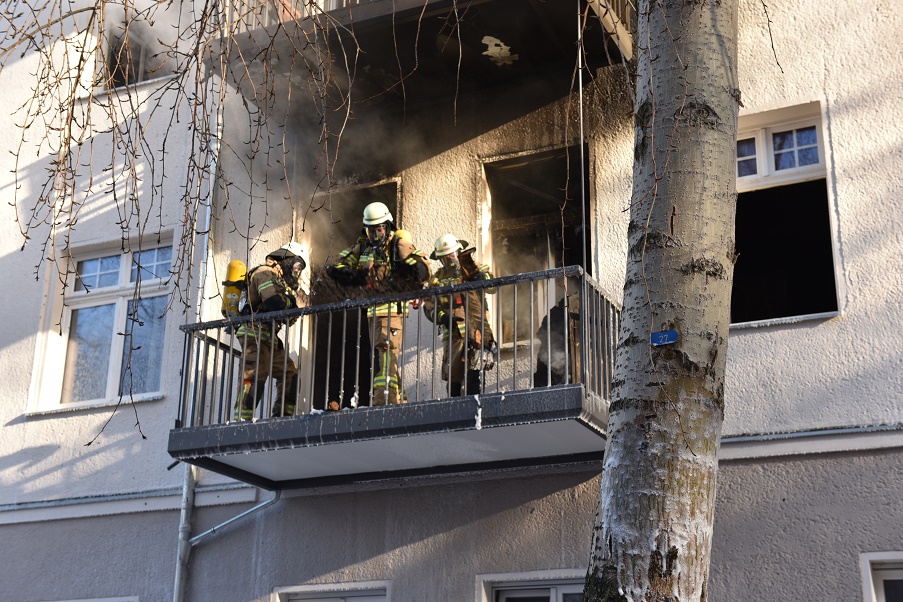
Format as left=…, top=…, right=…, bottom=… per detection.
left=370, top=313, right=404, bottom=405
left=236, top=335, right=298, bottom=419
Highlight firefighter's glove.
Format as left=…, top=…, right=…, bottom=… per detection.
left=354, top=268, right=370, bottom=286
left=483, top=341, right=498, bottom=371
left=327, top=265, right=353, bottom=285
left=421, top=300, right=435, bottom=321
left=278, top=279, right=298, bottom=306
left=393, top=257, right=430, bottom=285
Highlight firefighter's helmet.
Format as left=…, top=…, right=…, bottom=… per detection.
left=431, top=233, right=466, bottom=260
left=362, top=202, right=393, bottom=226
left=266, top=242, right=307, bottom=270
left=394, top=229, right=413, bottom=244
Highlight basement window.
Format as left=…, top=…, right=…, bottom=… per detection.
left=861, top=552, right=903, bottom=602
left=274, top=580, right=389, bottom=601
left=480, top=572, right=585, bottom=602
left=731, top=104, right=838, bottom=326
left=496, top=584, right=583, bottom=602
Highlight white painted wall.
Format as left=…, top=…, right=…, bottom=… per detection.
left=0, top=1, right=900, bottom=601
left=0, top=2, right=206, bottom=505
left=0, top=0, right=899, bottom=542
left=725, top=0, right=903, bottom=435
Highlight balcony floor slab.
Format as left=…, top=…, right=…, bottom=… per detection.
left=168, top=384, right=608, bottom=490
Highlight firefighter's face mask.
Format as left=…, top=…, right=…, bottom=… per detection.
left=439, top=251, right=459, bottom=270
left=366, top=223, right=388, bottom=244
left=281, top=258, right=305, bottom=287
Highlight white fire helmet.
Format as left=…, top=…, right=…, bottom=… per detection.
left=267, top=241, right=307, bottom=269
left=362, top=202, right=393, bottom=226
left=431, top=233, right=463, bottom=260
left=279, top=241, right=305, bottom=257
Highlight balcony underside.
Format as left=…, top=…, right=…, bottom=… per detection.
left=169, top=384, right=607, bottom=490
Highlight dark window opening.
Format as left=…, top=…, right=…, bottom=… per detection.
left=107, top=31, right=170, bottom=89
left=485, top=146, right=591, bottom=274
left=731, top=178, right=837, bottom=324
left=307, top=183, right=399, bottom=410
left=484, top=146, right=591, bottom=345
left=885, top=579, right=903, bottom=602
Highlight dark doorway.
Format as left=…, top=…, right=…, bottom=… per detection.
left=305, top=183, right=399, bottom=409
left=484, top=146, right=591, bottom=345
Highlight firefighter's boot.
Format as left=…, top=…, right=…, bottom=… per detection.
left=272, top=375, right=299, bottom=417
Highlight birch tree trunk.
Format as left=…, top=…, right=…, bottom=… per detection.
left=585, top=0, right=740, bottom=600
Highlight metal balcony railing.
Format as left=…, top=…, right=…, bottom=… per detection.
left=175, top=266, right=619, bottom=429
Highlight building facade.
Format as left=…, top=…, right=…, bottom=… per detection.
left=0, top=1, right=901, bottom=601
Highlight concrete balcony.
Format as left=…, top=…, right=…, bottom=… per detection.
left=168, top=267, right=620, bottom=490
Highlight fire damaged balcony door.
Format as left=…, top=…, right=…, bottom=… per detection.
left=305, top=183, right=399, bottom=410
left=484, top=146, right=591, bottom=387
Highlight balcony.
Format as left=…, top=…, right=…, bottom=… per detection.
left=168, top=267, right=620, bottom=489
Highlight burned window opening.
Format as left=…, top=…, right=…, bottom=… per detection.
left=484, top=146, right=591, bottom=346
left=731, top=178, right=838, bottom=324
left=106, top=28, right=171, bottom=89
left=485, top=146, right=591, bottom=272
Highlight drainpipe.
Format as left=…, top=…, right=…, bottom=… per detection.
left=171, top=462, right=281, bottom=602
left=172, top=7, right=224, bottom=599
left=188, top=489, right=282, bottom=546
left=173, top=464, right=198, bottom=602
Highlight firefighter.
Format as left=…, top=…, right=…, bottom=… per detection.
left=327, top=202, right=430, bottom=406
left=233, top=242, right=307, bottom=420
left=422, top=233, right=497, bottom=397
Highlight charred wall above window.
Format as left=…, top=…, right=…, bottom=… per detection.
left=226, top=0, right=631, bottom=179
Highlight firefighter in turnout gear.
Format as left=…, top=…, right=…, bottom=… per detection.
left=423, top=234, right=497, bottom=397
left=232, top=242, right=307, bottom=420
left=327, top=202, right=430, bottom=405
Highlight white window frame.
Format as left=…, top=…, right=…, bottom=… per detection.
left=730, top=101, right=841, bottom=328
left=476, top=569, right=584, bottom=602
left=736, top=117, right=826, bottom=193
left=862, top=552, right=903, bottom=602
left=272, top=580, right=390, bottom=602
left=27, top=242, right=172, bottom=414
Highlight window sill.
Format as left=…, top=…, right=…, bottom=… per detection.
left=498, top=338, right=541, bottom=351
left=75, top=73, right=179, bottom=104
left=729, top=310, right=839, bottom=330
left=26, top=393, right=165, bottom=417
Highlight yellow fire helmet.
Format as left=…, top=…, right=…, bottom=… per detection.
left=394, top=229, right=413, bottom=244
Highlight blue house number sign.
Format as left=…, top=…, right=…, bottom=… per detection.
left=651, top=329, right=679, bottom=346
